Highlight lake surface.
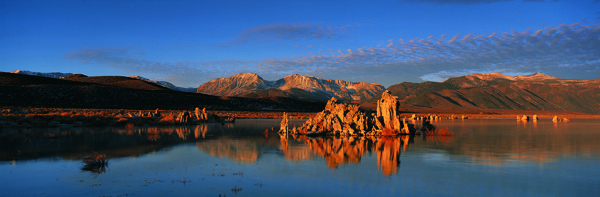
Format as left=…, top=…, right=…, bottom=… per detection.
left=1, top=119, right=599, bottom=196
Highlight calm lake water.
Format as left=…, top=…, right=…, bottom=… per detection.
left=1, top=119, right=599, bottom=196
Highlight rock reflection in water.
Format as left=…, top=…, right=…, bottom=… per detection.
left=194, top=124, right=208, bottom=139
left=81, top=153, right=108, bottom=174
left=376, top=137, right=403, bottom=175
left=282, top=134, right=412, bottom=176
left=424, top=135, right=456, bottom=144
left=279, top=133, right=317, bottom=161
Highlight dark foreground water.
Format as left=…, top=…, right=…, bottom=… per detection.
left=1, top=119, right=599, bottom=196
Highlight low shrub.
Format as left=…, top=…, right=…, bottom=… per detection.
left=82, top=152, right=108, bottom=174
left=423, top=127, right=455, bottom=136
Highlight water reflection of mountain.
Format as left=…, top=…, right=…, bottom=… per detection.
left=0, top=124, right=233, bottom=161
left=0, top=128, right=191, bottom=161
left=412, top=120, right=600, bottom=166
left=0, top=120, right=288, bottom=163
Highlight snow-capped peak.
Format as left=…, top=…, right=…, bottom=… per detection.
left=10, top=70, right=73, bottom=79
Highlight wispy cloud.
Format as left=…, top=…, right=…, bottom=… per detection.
left=226, top=24, right=351, bottom=46
left=64, top=47, right=250, bottom=87
left=67, top=23, right=600, bottom=87
left=252, top=23, right=600, bottom=84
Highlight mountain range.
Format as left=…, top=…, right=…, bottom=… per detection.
left=383, top=72, right=600, bottom=113
left=0, top=72, right=324, bottom=111
left=10, top=70, right=196, bottom=92
left=5, top=70, right=600, bottom=113
left=10, top=70, right=74, bottom=79
left=196, top=73, right=385, bottom=101
left=128, top=76, right=196, bottom=92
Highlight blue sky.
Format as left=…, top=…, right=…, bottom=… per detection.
left=1, top=0, right=599, bottom=88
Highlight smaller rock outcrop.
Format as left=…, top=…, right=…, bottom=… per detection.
left=552, top=116, right=570, bottom=123
left=152, top=108, right=161, bottom=118
left=195, top=107, right=213, bottom=121
left=176, top=111, right=192, bottom=123
left=420, top=118, right=435, bottom=132
left=170, top=108, right=235, bottom=124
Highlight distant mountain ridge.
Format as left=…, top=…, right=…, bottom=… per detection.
left=10, top=70, right=73, bottom=79
left=0, top=72, right=325, bottom=111
left=9, top=70, right=195, bottom=92
left=128, top=76, right=196, bottom=92
left=196, top=73, right=386, bottom=101
left=382, top=72, right=600, bottom=113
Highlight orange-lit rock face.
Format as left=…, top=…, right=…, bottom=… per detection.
left=296, top=91, right=416, bottom=136
left=376, top=90, right=402, bottom=132
left=279, top=112, right=289, bottom=133
left=195, top=72, right=385, bottom=101
left=297, top=97, right=372, bottom=135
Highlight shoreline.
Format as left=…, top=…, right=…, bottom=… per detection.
left=1, top=107, right=599, bottom=128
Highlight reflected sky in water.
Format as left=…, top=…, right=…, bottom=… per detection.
left=1, top=119, right=599, bottom=196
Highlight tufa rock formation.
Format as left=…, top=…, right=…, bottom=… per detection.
left=286, top=90, right=417, bottom=136
left=176, top=111, right=192, bottom=123
left=420, top=118, right=436, bottom=132
left=376, top=91, right=402, bottom=132
left=195, top=107, right=213, bottom=121
left=290, top=97, right=370, bottom=136
left=552, top=116, right=570, bottom=123
left=153, top=108, right=161, bottom=118
left=520, top=115, right=529, bottom=121
left=173, top=107, right=234, bottom=124
left=279, top=112, right=289, bottom=133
